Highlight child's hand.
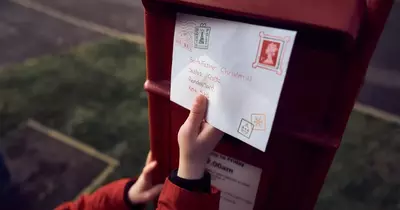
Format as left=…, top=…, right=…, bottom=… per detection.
left=177, top=95, right=224, bottom=179
left=128, top=152, right=163, bottom=204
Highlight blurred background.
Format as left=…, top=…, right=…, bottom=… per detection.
left=0, top=0, right=399, bottom=209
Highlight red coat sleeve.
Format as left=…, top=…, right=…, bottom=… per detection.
left=55, top=178, right=133, bottom=210
left=157, top=178, right=220, bottom=210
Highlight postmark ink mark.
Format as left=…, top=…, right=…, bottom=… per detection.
left=175, top=20, right=196, bottom=51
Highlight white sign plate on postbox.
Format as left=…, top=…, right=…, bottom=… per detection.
left=206, top=152, right=262, bottom=210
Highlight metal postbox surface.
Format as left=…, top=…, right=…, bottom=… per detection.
left=142, top=0, right=393, bottom=209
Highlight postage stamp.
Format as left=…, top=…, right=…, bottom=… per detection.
left=175, top=20, right=196, bottom=51
left=251, top=113, right=266, bottom=131
left=252, top=31, right=291, bottom=75
left=237, top=118, right=254, bottom=139
left=194, top=23, right=211, bottom=49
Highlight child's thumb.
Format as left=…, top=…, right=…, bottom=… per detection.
left=186, top=95, right=207, bottom=128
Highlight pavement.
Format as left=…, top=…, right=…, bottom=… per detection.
left=31, top=0, right=144, bottom=34
left=0, top=0, right=144, bottom=67
left=0, top=0, right=104, bottom=66
left=1, top=121, right=115, bottom=210
left=358, top=1, right=400, bottom=117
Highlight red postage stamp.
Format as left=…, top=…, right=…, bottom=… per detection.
left=252, top=32, right=291, bottom=75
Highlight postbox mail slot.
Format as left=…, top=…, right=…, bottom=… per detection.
left=145, top=38, right=353, bottom=146
left=143, top=0, right=364, bottom=146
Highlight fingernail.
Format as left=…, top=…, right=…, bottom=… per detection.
left=196, top=94, right=207, bottom=105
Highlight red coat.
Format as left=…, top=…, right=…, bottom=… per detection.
left=56, top=178, right=220, bottom=210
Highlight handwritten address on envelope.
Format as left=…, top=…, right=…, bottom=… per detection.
left=170, top=13, right=297, bottom=151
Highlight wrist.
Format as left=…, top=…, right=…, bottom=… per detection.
left=177, top=158, right=206, bottom=180
left=127, top=182, right=139, bottom=204
left=125, top=180, right=145, bottom=208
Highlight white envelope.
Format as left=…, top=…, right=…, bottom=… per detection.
left=170, top=13, right=297, bottom=151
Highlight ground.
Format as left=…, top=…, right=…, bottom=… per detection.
left=1, top=123, right=110, bottom=210
left=358, top=1, right=400, bottom=116
left=0, top=38, right=149, bottom=176
left=317, top=111, right=400, bottom=210
left=0, top=0, right=104, bottom=66
left=0, top=39, right=149, bottom=209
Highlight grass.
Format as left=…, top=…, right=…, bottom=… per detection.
left=316, top=111, right=400, bottom=210
left=0, top=38, right=149, bottom=180
left=1, top=38, right=400, bottom=209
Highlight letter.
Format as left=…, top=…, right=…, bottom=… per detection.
left=221, top=67, right=226, bottom=74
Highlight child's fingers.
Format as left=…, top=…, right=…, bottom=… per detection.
left=145, top=151, right=153, bottom=165
left=142, top=161, right=157, bottom=181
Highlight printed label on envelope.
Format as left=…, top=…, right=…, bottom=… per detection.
left=171, top=13, right=297, bottom=151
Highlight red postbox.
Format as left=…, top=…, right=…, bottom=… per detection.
left=142, top=0, right=393, bottom=209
